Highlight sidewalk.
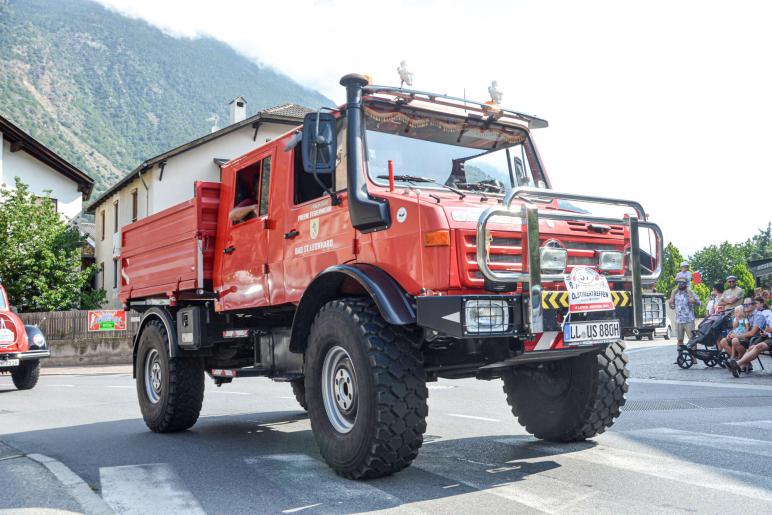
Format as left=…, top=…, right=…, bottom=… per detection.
left=0, top=441, right=111, bottom=514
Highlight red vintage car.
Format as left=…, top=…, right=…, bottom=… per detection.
left=0, top=284, right=49, bottom=390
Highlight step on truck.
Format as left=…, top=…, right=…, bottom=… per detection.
left=121, top=74, right=665, bottom=479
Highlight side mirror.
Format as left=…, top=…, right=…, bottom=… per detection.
left=302, top=112, right=337, bottom=174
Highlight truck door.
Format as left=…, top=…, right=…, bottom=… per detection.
left=219, top=151, right=274, bottom=310
left=283, top=123, right=354, bottom=300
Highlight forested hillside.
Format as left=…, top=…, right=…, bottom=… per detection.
left=0, top=0, right=330, bottom=194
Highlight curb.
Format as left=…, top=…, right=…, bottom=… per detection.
left=27, top=453, right=114, bottom=515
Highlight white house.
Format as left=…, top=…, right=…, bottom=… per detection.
left=0, top=114, right=94, bottom=219
left=86, top=101, right=311, bottom=308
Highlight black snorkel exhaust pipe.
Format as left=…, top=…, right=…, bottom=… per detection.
left=340, top=73, right=391, bottom=233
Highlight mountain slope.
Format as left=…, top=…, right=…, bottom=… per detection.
left=0, top=0, right=330, bottom=194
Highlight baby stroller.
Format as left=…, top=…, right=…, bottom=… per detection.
left=676, top=311, right=733, bottom=369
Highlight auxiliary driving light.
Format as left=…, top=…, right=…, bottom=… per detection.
left=464, top=299, right=509, bottom=334
left=540, top=247, right=567, bottom=273
left=598, top=251, right=624, bottom=271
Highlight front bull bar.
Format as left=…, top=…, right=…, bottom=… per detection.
left=475, top=187, right=664, bottom=334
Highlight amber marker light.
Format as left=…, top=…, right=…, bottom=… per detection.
left=424, top=230, right=450, bottom=247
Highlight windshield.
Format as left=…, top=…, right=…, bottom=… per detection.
left=364, top=103, right=546, bottom=194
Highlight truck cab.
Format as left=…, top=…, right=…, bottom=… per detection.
left=121, top=74, right=665, bottom=480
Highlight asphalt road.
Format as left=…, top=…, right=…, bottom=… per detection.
left=2, top=341, right=772, bottom=514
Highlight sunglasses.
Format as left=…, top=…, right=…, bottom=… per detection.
left=742, top=303, right=753, bottom=307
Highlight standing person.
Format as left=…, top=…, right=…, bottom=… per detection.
left=668, top=278, right=701, bottom=349
left=719, top=276, right=744, bottom=310
left=706, top=283, right=724, bottom=315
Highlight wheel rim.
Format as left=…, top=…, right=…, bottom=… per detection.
left=144, top=349, right=162, bottom=404
left=321, top=346, right=358, bottom=434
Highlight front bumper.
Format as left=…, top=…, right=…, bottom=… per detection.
left=0, top=349, right=50, bottom=363
left=416, top=293, right=645, bottom=339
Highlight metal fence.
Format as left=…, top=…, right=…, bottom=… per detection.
left=17, top=310, right=140, bottom=341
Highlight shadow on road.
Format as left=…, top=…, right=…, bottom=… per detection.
left=0, top=410, right=596, bottom=513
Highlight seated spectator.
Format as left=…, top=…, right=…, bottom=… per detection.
left=726, top=297, right=769, bottom=376
left=706, top=283, right=724, bottom=315
left=718, top=276, right=744, bottom=310
left=718, top=305, right=748, bottom=357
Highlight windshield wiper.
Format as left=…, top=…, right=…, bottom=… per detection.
left=452, top=181, right=505, bottom=194
left=377, top=175, right=466, bottom=200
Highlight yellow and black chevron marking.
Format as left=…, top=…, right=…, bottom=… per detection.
left=541, top=291, right=631, bottom=309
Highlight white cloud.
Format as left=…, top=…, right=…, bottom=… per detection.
left=95, top=0, right=770, bottom=255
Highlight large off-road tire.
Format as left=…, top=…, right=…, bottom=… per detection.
left=11, top=360, right=40, bottom=390
left=305, top=298, right=428, bottom=479
left=290, top=379, right=307, bottom=411
left=136, top=320, right=204, bottom=433
left=502, top=340, right=628, bottom=442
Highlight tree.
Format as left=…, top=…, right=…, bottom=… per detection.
left=689, top=241, right=748, bottom=290
left=656, top=242, right=684, bottom=298
left=0, top=178, right=105, bottom=311
left=691, top=282, right=710, bottom=318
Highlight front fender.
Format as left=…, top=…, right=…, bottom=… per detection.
left=288, top=264, right=415, bottom=354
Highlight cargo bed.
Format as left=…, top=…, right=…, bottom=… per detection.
left=119, top=181, right=219, bottom=305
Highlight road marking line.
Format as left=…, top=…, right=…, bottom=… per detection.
left=447, top=413, right=500, bottom=422
left=415, top=447, right=607, bottom=513
left=629, top=378, right=772, bottom=391
left=100, top=463, right=205, bottom=515
left=45, top=384, right=75, bottom=387
left=245, top=454, right=402, bottom=510
left=107, top=385, right=133, bottom=389
left=209, top=391, right=250, bottom=395
left=282, top=503, right=323, bottom=513
left=627, top=427, right=772, bottom=458
left=496, top=437, right=772, bottom=502
left=725, top=420, right=772, bottom=430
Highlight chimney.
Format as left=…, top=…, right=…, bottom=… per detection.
left=228, top=96, right=247, bottom=124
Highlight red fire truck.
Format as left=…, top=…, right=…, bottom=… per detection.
left=0, top=284, right=49, bottom=390
left=120, top=74, right=665, bottom=479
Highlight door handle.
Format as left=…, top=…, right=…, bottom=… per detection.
left=284, top=229, right=299, bottom=240
left=223, top=246, right=236, bottom=254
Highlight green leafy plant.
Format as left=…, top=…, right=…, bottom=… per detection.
left=0, top=178, right=105, bottom=311
left=655, top=242, right=684, bottom=298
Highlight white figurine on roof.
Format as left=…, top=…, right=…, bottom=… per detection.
left=397, top=60, right=414, bottom=88
left=488, top=80, right=503, bottom=105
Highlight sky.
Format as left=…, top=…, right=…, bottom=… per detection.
left=95, top=0, right=770, bottom=256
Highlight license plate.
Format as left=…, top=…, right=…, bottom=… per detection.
left=564, top=320, right=620, bottom=344
left=0, top=359, right=20, bottom=368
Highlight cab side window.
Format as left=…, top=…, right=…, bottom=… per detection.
left=293, top=118, right=347, bottom=204
left=232, top=162, right=261, bottom=224
left=259, top=156, right=271, bottom=217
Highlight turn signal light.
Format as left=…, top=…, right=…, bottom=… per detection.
left=424, top=230, right=450, bottom=247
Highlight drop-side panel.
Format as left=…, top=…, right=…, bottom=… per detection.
left=119, top=182, right=220, bottom=304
